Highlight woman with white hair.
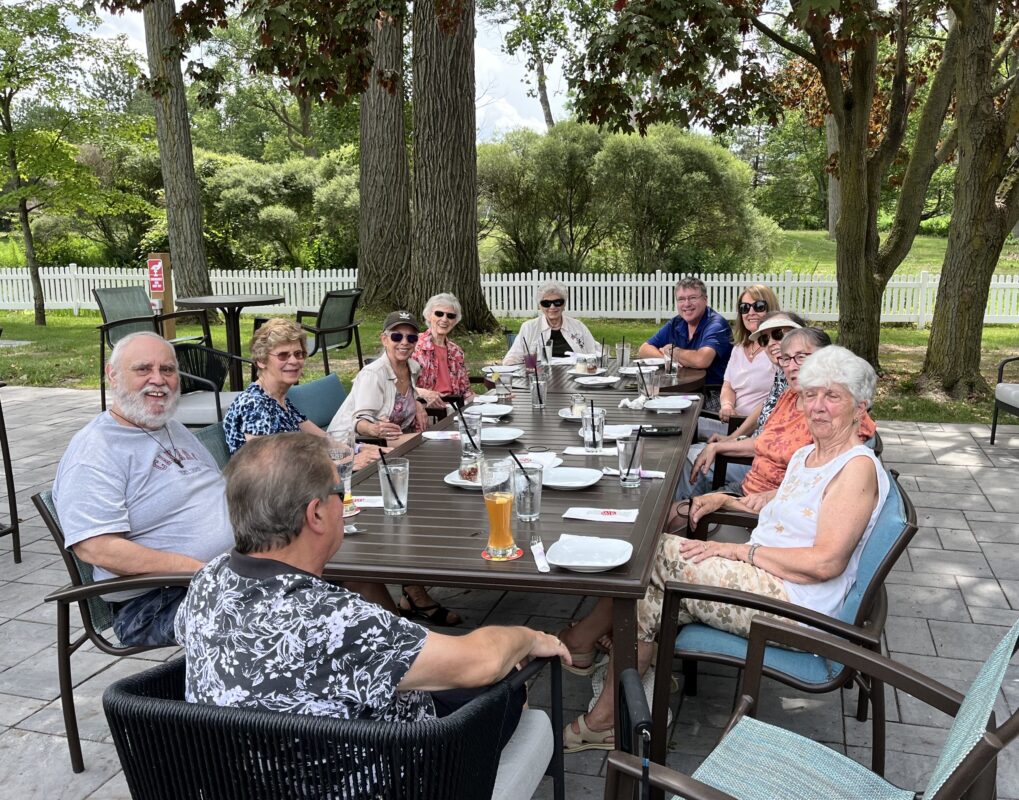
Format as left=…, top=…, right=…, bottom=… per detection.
left=503, top=281, right=599, bottom=364
left=414, top=293, right=475, bottom=407
left=560, top=345, right=889, bottom=751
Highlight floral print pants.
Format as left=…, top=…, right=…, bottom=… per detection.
left=637, top=534, right=789, bottom=643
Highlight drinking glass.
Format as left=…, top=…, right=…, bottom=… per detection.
left=327, top=434, right=356, bottom=511
left=570, top=393, right=587, bottom=417
left=616, top=343, right=631, bottom=368
left=458, top=408, right=483, bottom=456
left=481, top=458, right=517, bottom=559
left=638, top=368, right=660, bottom=399
left=523, top=351, right=539, bottom=371
left=617, top=433, right=644, bottom=488
left=512, top=466, right=543, bottom=522
left=530, top=375, right=547, bottom=409
left=542, top=343, right=554, bottom=365
left=379, top=458, right=409, bottom=516
left=581, top=407, right=606, bottom=453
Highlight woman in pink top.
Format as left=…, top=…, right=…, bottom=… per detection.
left=414, top=293, right=475, bottom=408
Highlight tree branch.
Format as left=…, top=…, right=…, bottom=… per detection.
left=748, top=14, right=818, bottom=66
left=992, top=19, right=1019, bottom=74
left=872, top=0, right=912, bottom=177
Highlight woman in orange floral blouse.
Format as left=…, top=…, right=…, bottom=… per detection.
left=414, top=293, right=475, bottom=408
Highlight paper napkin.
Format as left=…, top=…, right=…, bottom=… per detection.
left=515, top=451, right=560, bottom=468
left=472, top=394, right=500, bottom=404
left=352, top=496, right=384, bottom=508
left=602, top=467, right=666, bottom=479
left=563, top=446, right=618, bottom=456
left=422, top=431, right=460, bottom=441
left=618, top=397, right=646, bottom=410
left=562, top=507, right=639, bottom=523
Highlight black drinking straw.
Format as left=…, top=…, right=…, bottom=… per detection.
left=454, top=406, right=479, bottom=452
left=524, top=340, right=543, bottom=404
left=508, top=450, right=534, bottom=486
left=600, top=337, right=606, bottom=367
left=636, top=364, right=650, bottom=397
left=624, top=426, right=643, bottom=481
left=668, top=346, right=676, bottom=375
left=378, top=450, right=405, bottom=509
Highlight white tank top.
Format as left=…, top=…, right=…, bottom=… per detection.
left=750, top=444, right=889, bottom=619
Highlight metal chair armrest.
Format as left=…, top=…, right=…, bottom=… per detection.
left=690, top=507, right=759, bottom=540
left=46, top=572, right=194, bottom=605
left=997, top=355, right=1019, bottom=383
left=300, top=320, right=361, bottom=337
left=605, top=751, right=738, bottom=800
left=296, top=310, right=317, bottom=323
left=97, top=315, right=160, bottom=335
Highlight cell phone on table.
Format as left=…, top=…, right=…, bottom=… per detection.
left=639, top=426, right=684, bottom=437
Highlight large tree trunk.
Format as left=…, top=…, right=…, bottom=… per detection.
left=825, top=114, right=839, bottom=241
left=18, top=198, right=45, bottom=326
left=143, top=0, right=212, bottom=300
left=920, top=0, right=1016, bottom=396
left=410, top=0, right=498, bottom=331
left=358, top=12, right=412, bottom=311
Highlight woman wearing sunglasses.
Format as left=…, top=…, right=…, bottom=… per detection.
left=503, top=280, right=599, bottom=364
left=413, top=293, right=475, bottom=408
left=702, top=284, right=781, bottom=438
left=329, top=311, right=429, bottom=444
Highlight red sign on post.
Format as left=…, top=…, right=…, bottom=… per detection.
left=147, top=258, right=164, bottom=293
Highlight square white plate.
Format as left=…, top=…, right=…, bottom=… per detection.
left=546, top=534, right=633, bottom=572
left=644, top=397, right=692, bottom=412
left=478, top=403, right=514, bottom=417
left=574, top=376, right=620, bottom=387
left=542, top=467, right=603, bottom=490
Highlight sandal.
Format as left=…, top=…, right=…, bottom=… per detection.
left=563, top=714, right=614, bottom=753
left=558, top=623, right=602, bottom=677
left=398, top=590, right=462, bottom=627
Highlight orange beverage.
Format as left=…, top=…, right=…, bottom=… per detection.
left=484, top=492, right=515, bottom=557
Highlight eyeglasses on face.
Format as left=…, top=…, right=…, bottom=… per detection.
left=387, top=332, right=419, bottom=344
left=675, top=294, right=704, bottom=305
left=540, top=298, right=566, bottom=308
left=269, top=349, right=308, bottom=362
left=739, top=300, right=768, bottom=314
left=433, top=310, right=457, bottom=319
left=777, top=352, right=810, bottom=367
left=757, top=328, right=791, bottom=346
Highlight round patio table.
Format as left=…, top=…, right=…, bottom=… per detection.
left=177, top=294, right=284, bottom=390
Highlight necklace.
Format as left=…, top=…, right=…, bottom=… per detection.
left=109, top=409, right=184, bottom=468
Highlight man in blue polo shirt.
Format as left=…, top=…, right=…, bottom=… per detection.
left=638, top=278, right=733, bottom=389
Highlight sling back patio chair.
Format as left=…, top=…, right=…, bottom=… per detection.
left=193, top=422, right=230, bottom=470
left=658, top=469, right=917, bottom=776
left=103, top=655, right=565, bottom=800
left=94, top=286, right=211, bottom=410
left=606, top=615, right=1019, bottom=800
left=32, top=490, right=192, bottom=774
left=297, top=289, right=365, bottom=373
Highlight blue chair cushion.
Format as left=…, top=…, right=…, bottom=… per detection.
left=687, top=716, right=914, bottom=800
left=287, top=374, right=347, bottom=429
left=676, top=623, right=844, bottom=685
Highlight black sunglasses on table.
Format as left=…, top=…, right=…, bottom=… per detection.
left=739, top=300, right=768, bottom=314
left=540, top=298, right=566, bottom=308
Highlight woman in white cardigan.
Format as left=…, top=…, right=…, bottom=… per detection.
left=503, top=280, right=600, bottom=364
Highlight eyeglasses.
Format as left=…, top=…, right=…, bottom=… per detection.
left=387, top=332, right=419, bottom=344
left=777, top=352, right=810, bottom=367
left=539, top=298, right=566, bottom=308
left=675, top=294, right=704, bottom=305
left=739, top=300, right=768, bottom=314
left=757, top=328, right=791, bottom=346
left=433, top=310, right=458, bottom=319
left=269, top=349, right=308, bottom=362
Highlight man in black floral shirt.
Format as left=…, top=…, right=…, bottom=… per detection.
left=175, top=432, right=570, bottom=728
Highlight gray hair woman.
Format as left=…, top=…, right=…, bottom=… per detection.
left=414, top=293, right=474, bottom=407
left=503, top=280, right=599, bottom=364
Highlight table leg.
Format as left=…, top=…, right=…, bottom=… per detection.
left=223, top=308, right=244, bottom=391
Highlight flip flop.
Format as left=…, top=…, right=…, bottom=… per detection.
left=398, top=591, right=462, bottom=627
left=563, top=714, right=614, bottom=753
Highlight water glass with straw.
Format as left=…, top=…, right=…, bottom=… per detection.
left=618, top=427, right=644, bottom=488
left=378, top=451, right=409, bottom=516
left=509, top=451, right=542, bottom=522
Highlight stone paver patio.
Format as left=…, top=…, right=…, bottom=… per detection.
left=1, top=385, right=1018, bottom=799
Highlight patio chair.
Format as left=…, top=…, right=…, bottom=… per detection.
left=297, top=288, right=364, bottom=373
left=193, top=422, right=230, bottom=470
left=94, top=286, right=211, bottom=410
left=286, top=373, right=388, bottom=446
left=103, top=655, right=565, bottom=800
left=31, top=490, right=192, bottom=774
left=606, top=614, right=1019, bottom=800
left=0, top=382, right=19, bottom=562
left=658, top=469, right=917, bottom=776
left=991, top=355, right=1019, bottom=444
left=172, top=343, right=251, bottom=426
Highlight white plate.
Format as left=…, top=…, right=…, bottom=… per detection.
left=574, top=376, right=620, bottom=387
left=545, top=535, right=633, bottom=572
left=483, top=364, right=522, bottom=375
left=634, top=357, right=665, bottom=366
left=480, top=403, right=514, bottom=417
left=443, top=470, right=482, bottom=490
left=542, top=467, right=603, bottom=490
left=570, top=367, right=607, bottom=377
left=577, top=424, right=634, bottom=442
left=515, top=455, right=563, bottom=470
left=618, top=365, right=660, bottom=375
left=644, top=397, right=693, bottom=412
left=558, top=407, right=606, bottom=422
left=480, top=426, right=525, bottom=445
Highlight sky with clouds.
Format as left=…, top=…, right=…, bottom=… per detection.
left=94, top=8, right=571, bottom=143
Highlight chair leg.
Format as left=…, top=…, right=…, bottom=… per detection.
left=856, top=675, right=870, bottom=722
left=870, top=676, right=886, bottom=777
left=682, top=659, right=698, bottom=696
left=354, top=327, right=364, bottom=369
left=0, top=394, right=20, bottom=563
left=322, top=338, right=331, bottom=376
left=57, top=602, right=85, bottom=773
left=990, top=404, right=999, bottom=445
left=547, top=661, right=565, bottom=800
left=99, top=336, right=107, bottom=411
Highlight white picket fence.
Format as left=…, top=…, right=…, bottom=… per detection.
left=3, top=265, right=1019, bottom=326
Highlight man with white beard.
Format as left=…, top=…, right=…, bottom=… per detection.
left=53, top=332, right=233, bottom=645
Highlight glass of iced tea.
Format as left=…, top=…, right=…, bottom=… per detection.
left=480, top=458, right=519, bottom=560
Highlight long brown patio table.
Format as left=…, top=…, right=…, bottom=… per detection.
left=529, top=359, right=707, bottom=395
left=324, top=387, right=702, bottom=746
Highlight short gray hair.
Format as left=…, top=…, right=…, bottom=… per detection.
left=223, top=432, right=335, bottom=554
left=423, top=293, right=463, bottom=320
left=797, top=345, right=877, bottom=406
left=782, top=326, right=832, bottom=352
left=108, top=331, right=175, bottom=374
left=536, top=280, right=569, bottom=304
left=675, top=278, right=707, bottom=298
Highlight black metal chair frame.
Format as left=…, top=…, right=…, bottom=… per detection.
left=0, top=383, right=19, bottom=562
left=32, top=491, right=192, bottom=773
left=991, top=356, right=1019, bottom=445
left=297, top=289, right=365, bottom=374
left=663, top=470, right=917, bottom=776
left=174, top=342, right=254, bottom=423
left=606, top=616, right=1019, bottom=800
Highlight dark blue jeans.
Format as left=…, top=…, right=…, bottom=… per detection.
left=111, top=586, right=188, bottom=646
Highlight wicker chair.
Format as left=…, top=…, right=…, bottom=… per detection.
left=606, top=615, right=1019, bottom=800
left=104, top=656, right=565, bottom=800
left=32, top=490, right=192, bottom=773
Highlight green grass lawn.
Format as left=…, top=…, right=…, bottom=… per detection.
left=1, top=310, right=1013, bottom=425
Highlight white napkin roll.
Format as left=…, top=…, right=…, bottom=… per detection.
left=563, top=446, right=618, bottom=456
left=602, top=468, right=666, bottom=479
